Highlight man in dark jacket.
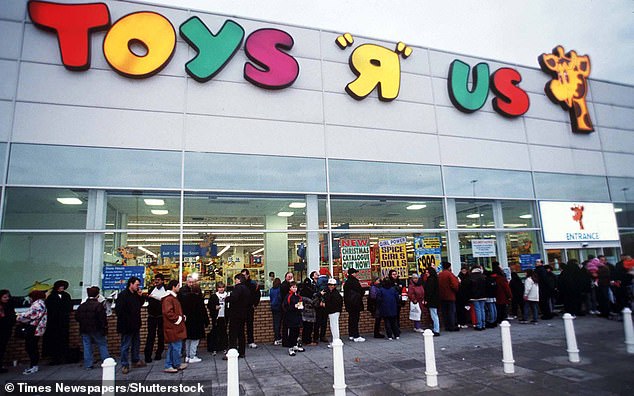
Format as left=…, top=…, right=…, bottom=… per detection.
left=467, top=265, right=487, bottom=331
left=535, top=259, right=554, bottom=319
left=240, top=269, right=261, bottom=349
left=343, top=268, right=365, bottom=342
left=225, top=274, right=250, bottom=359
left=115, top=276, right=146, bottom=374
left=144, top=274, right=166, bottom=363
left=76, top=286, right=109, bottom=369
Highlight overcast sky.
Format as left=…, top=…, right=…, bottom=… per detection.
left=144, top=0, right=634, bottom=86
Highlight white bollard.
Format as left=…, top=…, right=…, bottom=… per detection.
left=226, top=349, right=240, bottom=396
left=500, top=320, right=515, bottom=374
left=423, top=329, right=438, bottom=387
left=562, top=313, right=580, bottom=363
left=331, top=338, right=347, bottom=395
left=101, top=358, right=117, bottom=396
left=623, top=308, right=634, bottom=354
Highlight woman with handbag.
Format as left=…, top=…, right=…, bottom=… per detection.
left=407, top=274, right=425, bottom=333
left=0, top=289, right=16, bottom=373
left=16, top=290, right=48, bottom=375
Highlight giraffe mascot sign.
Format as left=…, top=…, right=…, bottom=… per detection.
left=538, top=46, right=593, bottom=133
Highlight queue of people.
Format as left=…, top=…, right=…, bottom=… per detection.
left=1, top=254, right=631, bottom=376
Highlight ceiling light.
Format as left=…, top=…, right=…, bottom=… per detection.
left=251, top=247, right=264, bottom=254
left=218, top=245, right=231, bottom=255
left=57, top=197, right=83, bottom=205
left=406, top=204, right=427, bottom=210
left=138, top=246, right=157, bottom=258
left=289, top=202, right=306, bottom=208
left=144, top=199, right=165, bottom=206
left=151, top=209, right=169, bottom=215
left=277, top=211, right=294, bottom=217
left=614, top=208, right=623, bottom=213
left=519, top=214, right=532, bottom=219
left=466, top=213, right=483, bottom=218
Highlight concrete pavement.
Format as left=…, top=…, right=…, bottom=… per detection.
left=2, top=314, right=633, bottom=395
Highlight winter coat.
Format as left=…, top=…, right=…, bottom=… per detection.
left=377, top=284, right=399, bottom=317
left=468, top=269, right=487, bottom=301
left=269, top=286, right=282, bottom=312
left=407, top=279, right=425, bottom=310
left=301, top=296, right=317, bottom=323
left=343, top=275, right=364, bottom=312
left=509, top=273, right=524, bottom=304
left=424, top=275, right=440, bottom=308
left=75, top=298, right=107, bottom=335
left=324, top=288, right=343, bottom=314
left=456, top=273, right=470, bottom=306
left=245, top=279, right=261, bottom=308
left=162, top=291, right=187, bottom=343
left=226, top=283, right=251, bottom=320
left=115, top=288, right=142, bottom=334
left=485, top=274, right=498, bottom=299
left=524, top=277, right=539, bottom=302
left=492, top=273, right=512, bottom=305
left=43, top=290, right=72, bottom=353
left=282, top=292, right=303, bottom=328
left=17, top=299, right=47, bottom=336
left=146, top=285, right=166, bottom=317
left=0, top=300, right=16, bottom=334
left=367, top=284, right=379, bottom=315
left=438, top=270, right=459, bottom=301
left=182, top=292, right=209, bottom=340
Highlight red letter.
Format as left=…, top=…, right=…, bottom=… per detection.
left=243, top=28, right=299, bottom=89
left=490, top=67, right=529, bottom=117
left=28, top=1, right=110, bottom=70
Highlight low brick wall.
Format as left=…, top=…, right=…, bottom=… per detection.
left=4, top=297, right=430, bottom=366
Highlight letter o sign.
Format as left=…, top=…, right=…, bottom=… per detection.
left=103, top=12, right=176, bottom=78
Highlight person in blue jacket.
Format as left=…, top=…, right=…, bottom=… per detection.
left=377, top=278, right=400, bottom=340
left=268, top=278, right=282, bottom=345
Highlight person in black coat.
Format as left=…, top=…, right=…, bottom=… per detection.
left=225, top=274, right=250, bottom=358
left=240, top=269, right=260, bottom=348
left=43, top=280, right=72, bottom=365
left=343, top=268, right=365, bottom=342
left=509, top=271, right=525, bottom=319
left=323, top=278, right=343, bottom=344
left=0, top=289, right=16, bottom=373
left=282, top=281, right=304, bottom=355
left=115, top=276, right=145, bottom=373
left=424, top=268, right=440, bottom=336
left=182, top=285, right=209, bottom=363
left=144, top=274, right=166, bottom=363
left=207, top=282, right=229, bottom=354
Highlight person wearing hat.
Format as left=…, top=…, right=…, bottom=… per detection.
left=314, top=268, right=331, bottom=343
left=75, top=286, right=109, bottom=369
left=43, top=280, right=72, bottom=365
left=323, top=277, right=343, bottom=347
left=343, top=268, right=365, bottom=342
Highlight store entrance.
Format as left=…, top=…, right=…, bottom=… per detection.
left=546, top=248, right=603, bottom=269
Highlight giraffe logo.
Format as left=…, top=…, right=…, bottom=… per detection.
left=571, top=204, right=585, bottom=230
left=538, top=46, right=593, bottom=133
left=336, top=33, right=412, bottom=101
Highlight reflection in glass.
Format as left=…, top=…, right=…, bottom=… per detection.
left=329, top=198, right=445, bottom=229
left=534, top=172, right=609, bottom=201
left=455, top=201, right=494, bottom=229
left=501, top=200, right=536, bottom=228
left=3, top=187, right=88, bottom=229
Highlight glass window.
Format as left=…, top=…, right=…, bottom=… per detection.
left=608, top=177, right=634, bottom=202
left=458, top=232, right=497, bottom=269
left=328, top=159, right=443, bottom=196
left=614, top=203, right=634, bottom=228
left=2, top=187, right=88, bottom=229
left=184, top=152, right=327, bottom=193
left=505, top=231, right=540, bottom=272
left=329, top=197, right=445, bottom=229
left=182, top=193, right=307, bottom=231
left=534, top=172, right=610, bottom=201
left=0, top=142, right=6, bottom=181
left=444, top=167, right=534, bottom=199
left=455, top=200, right=494, bottom=229
left=501, top=200, right=536, bottom=228
left=106, top=191, right=181, bottom=229
left=8, top=144, right=182, bottom=188
left=0, top=232, right=86, bottom=298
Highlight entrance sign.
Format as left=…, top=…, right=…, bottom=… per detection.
left=539, top=201, right=619, bottom=242
left=471, top=239, right=496, bottom=258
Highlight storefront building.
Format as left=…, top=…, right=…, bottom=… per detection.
left=1, top=0, right=633, bottom=299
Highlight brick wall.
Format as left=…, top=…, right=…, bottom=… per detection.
left=3, top=297, right=432, bottom=366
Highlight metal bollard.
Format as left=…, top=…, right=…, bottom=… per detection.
left=500, top=320, right=515, bottom=374
left=226, top=349, right=240, bottom=396
left=562, top=313, right=580, bottom=363
left=423, top=329, right=438, bottom=387
left=101, top=358, right=117, bottom=396
left=623, top=308, right=634, bottom=354
left=331, top=338, right=347, bottom=396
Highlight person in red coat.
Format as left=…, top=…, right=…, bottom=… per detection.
left=162, top=280, right=188, bottom=373
left=492, top=262, right=512, bottom=323
left=438, top=261, right=460, bottom=331
left=407, top=273, right=425, bottom=332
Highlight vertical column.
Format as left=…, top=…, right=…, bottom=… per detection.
left=445, top=198, right=460, bottom=275
left=493, top=201, right=508, bottom=268
left=306, top=195, right=320, bottom=274
left=265, top=215, right=289, bottom=280
left=83, top=190, right=107, bottom=298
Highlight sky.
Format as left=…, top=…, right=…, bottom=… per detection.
left=143, top=0, right=634, bottom=86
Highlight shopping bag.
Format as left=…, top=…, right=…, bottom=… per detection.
left=409, top=302, right=422, bottom=321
